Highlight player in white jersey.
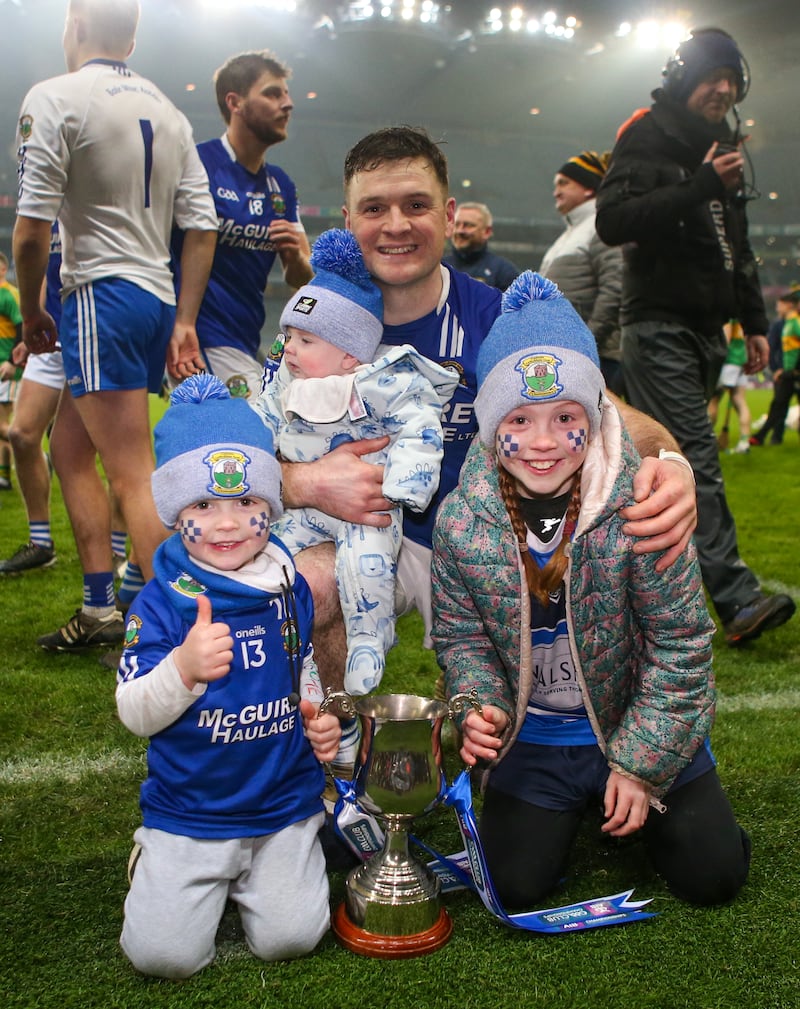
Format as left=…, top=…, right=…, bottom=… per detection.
left=13, top=0, right=218, bottom=650
left=277, top=127, right=700, bottom=695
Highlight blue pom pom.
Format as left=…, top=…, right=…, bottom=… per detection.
left=310, top=229, right=371, bottom=286
left=169, top=373, right=230, bottom=407
left=501, top=271, right=562, bottom=314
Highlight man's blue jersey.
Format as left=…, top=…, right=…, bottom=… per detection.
left=46, top=222, right=62, bottom=327
left=173, top=136, right=304, bottom=358
left=381, top=265, right=501, bottom=549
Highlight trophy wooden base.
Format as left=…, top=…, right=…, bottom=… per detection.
left=332, top=902, right=453, bottom=959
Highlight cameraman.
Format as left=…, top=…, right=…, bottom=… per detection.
left=596, top=27, right=795, bottom=646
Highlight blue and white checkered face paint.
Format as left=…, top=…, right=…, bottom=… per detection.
left=566, top=428, right=588, bottom=452
left=179, top=517, right=204, bottom=544
left=250, top=511, right=270, bottom=538
left=497, top=432, right=522, bottom=458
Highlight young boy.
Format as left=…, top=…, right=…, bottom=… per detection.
left=116, top=374, right=340, bottom=979
left=255, top=228, right=458, bottom=712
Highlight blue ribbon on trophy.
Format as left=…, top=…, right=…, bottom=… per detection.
left=332, top=768, right=656, bottom=934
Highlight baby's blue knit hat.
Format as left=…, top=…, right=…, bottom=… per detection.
left=474, top=272, right=605, bottom=446
left=280, top=228, right=383, bottom=363
left=151, top=374, right=283, bottom=527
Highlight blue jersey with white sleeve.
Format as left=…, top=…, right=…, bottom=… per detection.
left=116, top=533, right=324, bottom=840
left=173, top=136, right=304, bottom=359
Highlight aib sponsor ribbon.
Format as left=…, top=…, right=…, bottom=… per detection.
left=332, top=770, right=656, bottom=934
left=428, top=768, right=657, bottom=933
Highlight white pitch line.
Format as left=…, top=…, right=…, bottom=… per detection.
left=716, top=689, right=800, bottom=714
left=0, top=750, right=145, bottom=786
left=1, top=691, right=799, bottom=787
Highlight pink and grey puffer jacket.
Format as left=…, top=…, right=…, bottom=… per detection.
left=431, top=401, right=715, bottom=796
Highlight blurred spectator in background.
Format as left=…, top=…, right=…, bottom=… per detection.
left=750, top=287, right=800, bottom=446
left=444, top=202, right=520, bottom=290
left=539, top=150, right=624, bottom=396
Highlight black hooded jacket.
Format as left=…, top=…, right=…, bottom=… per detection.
left=595, top=90, right=768, bottom=337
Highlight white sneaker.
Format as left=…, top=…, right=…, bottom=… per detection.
left=733, top=438, right=750, bottom=454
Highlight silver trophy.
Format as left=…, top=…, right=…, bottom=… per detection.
left=319, top=690, right=480, bottom=958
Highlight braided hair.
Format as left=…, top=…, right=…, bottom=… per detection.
left=497, top=465, right=582, bottom=606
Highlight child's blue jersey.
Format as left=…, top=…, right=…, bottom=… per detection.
left=173, top=136, right=303, bottom=358
left=380, top=265, right=501, bottom=549
left=118, top=534, right=324, bottom=839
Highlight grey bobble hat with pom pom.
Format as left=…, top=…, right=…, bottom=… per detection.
left=151, top=373, right=283, bottom=527
left=474, top=272, right=606, bottom=447
left=279, top=228, right=384, bottom=363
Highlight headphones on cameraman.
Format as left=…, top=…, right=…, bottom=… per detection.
left=662, top=27, right=750, bottom=102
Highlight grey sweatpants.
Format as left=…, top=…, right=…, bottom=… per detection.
left=120, top=813, right=328, bottom=979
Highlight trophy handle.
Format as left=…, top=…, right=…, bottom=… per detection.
left=447, top=689, right=483, bottom=720
left=318, top=688, right=357, bottom=719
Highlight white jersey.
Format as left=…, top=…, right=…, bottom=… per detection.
left=16, top=59, right=217, bottom=304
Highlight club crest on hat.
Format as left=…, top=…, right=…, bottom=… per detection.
left=516, top=352, right=564, bottom=402
left=204, top=449, right=251, bottom=496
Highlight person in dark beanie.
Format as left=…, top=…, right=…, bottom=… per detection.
left=539, top=150, right=624, bottom=395
left=431, top=272, right=750, bottom=910
left=596, top=27, right=795, bottom=646
left=116, top=373, right=341, bottom=978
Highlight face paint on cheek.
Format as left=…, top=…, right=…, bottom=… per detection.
left=179, top=517, right=204, bottom=544
left=497, top=432, right=521, bottom=458
left=566, top=428, right=588, bottom=453
left=250, top=511, right=270, bottom=537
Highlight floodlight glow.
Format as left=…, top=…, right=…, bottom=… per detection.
left=565, top=15, right=576, bottom=28
left=564, top=27, right=573, bottom=38
left=616, top=21, right=632, bottom=37
left=200, top=0, right=298, bottom=9
left=635, top=20, right=661, bottom=49
left=542, top=10, right=556, bottom=25
left=662, top=21, right=687, bottom=51
left=510, top=18, right=522, bottom=31
left=381, top=6, right=392, bottom=16
left=489, top=7, right=501, bottom=18
left=526, top=18, right=540, bottom=32
left=511, top=6, right=523, bottom=17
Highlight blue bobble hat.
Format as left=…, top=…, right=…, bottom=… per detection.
left=279, top=228, right=384, bottom=363
left=151, top=374, right=283, bottom=527
left=474, top=272, right=605, bottom=447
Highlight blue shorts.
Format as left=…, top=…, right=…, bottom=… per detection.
left=61, top=279, right=176, bottom=397
left=489, top=738, right=716, bottom=811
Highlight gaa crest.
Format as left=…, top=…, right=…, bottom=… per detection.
left=515, top=352, right=563, bottom=403
left=168, top=573, right=207, bottom=599
left=203, top=448, right=251, bottom=497
left=124, top=614, right=143, bottom=649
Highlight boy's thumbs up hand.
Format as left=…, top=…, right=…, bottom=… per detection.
left=174, top=593, right=234, bottom=689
